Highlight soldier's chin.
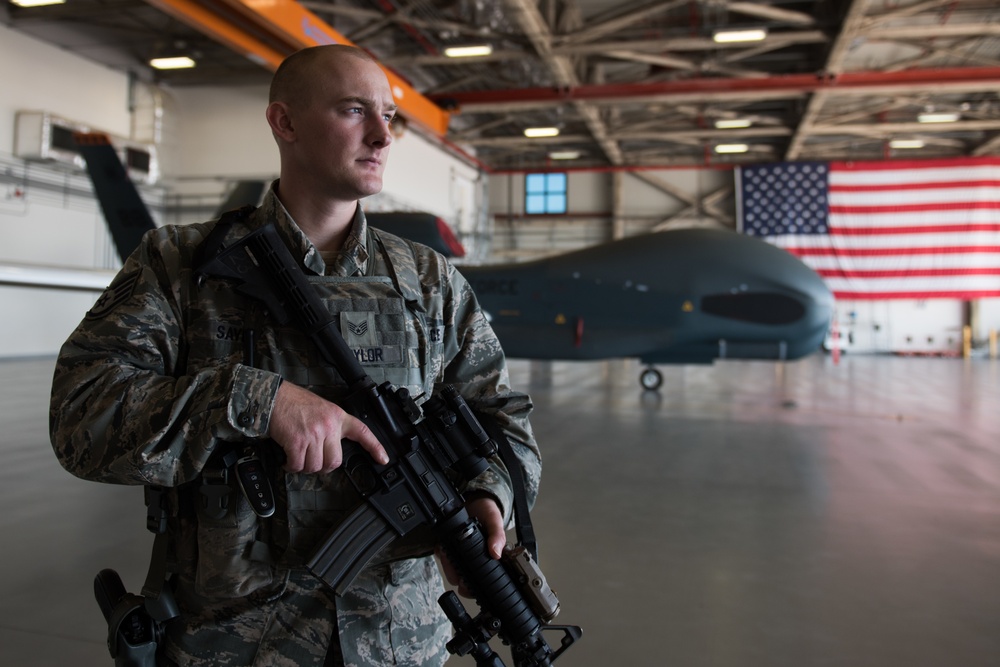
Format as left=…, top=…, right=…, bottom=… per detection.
left=358, top=178, right=384, bottom=198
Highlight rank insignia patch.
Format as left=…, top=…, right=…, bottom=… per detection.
left=340, top=312, right=378, bottom=347
left=346, top=319, right=369, bottom=337
left=86, top=272, right=140, bottom=321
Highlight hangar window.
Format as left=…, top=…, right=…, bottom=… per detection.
left=525, top=173, right=567, bottom=214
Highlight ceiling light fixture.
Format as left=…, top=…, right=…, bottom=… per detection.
left=712, top=29, right=767, bottom=43
left=714, top=143, right=749, bottom=154
left=549, top=150, right=581, bottom=160
left=890, top=139, right=925, bottom=149
left=917, top=112, right=960, bottom=123
left=714, top=118, right=752, bottom=129
left=524, top=127, right=560, bottom=138
left=10, top=0, right=66, bottom=6
left=444, top=45, right=494, bottom=58
left=149, top=56, right=196, bottom=70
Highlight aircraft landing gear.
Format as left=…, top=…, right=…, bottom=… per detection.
left=639, top=367, right=663, bottom=391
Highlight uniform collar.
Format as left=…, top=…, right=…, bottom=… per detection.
left=261, top=182, right=370, bottom=277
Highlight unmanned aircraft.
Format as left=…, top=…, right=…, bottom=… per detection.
left=463, top=229, right=834, bottom=390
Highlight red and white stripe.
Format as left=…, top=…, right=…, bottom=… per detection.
left=765, top=157, right=1000, bottom=300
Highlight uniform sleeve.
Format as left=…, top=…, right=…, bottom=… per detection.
left=436, top=262, right=542, bottom=524
left=49, top=226, right=282, bottom=488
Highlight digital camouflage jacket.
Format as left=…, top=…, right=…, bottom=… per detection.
left=50, top=186, right=541, bottom=666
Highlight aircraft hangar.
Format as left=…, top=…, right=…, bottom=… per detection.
left=0, top=1, right=999, bottom=665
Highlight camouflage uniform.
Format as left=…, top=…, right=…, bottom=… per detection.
left=50, top=185, right=542, bottom=666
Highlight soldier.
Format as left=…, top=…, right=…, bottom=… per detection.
left=50, top=45, right=541, bottom=666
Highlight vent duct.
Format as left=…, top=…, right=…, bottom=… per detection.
left=14, top=110, right=159, bottom=185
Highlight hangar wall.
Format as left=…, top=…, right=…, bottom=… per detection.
left=488, top=168, right=734, bottom=257
left=0, top=25, right=131, bottom=151
left=0, top=24, right=485, bottom=357
left=0, top=24, right=127, bottom=357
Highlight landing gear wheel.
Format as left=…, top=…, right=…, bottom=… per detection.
left=639, top=367, right=662, bottom=391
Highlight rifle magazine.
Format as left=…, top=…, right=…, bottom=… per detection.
left=306, top=501, right=397, bottom=596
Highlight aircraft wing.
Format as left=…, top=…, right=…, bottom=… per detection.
left=0, top=261, right=114, bottom=292
left=217, top=180, right=267, bottom=213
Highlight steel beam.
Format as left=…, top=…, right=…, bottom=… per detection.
left=434, top=67, right=1000, bottom=112
left=144, top=0, right=450, bottom=136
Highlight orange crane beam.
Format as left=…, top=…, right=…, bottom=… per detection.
left=145, top=0, right=450, bottom=136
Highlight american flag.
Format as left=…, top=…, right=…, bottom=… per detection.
left=737, top=157, right=1000, bottom=299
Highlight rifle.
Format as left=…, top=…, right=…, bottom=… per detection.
left=196, top=220, right=581, bottom=666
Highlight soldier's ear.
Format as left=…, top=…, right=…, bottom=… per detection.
left=266, top=101, right=296, bottom=142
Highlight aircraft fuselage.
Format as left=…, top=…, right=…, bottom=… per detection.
left=462, top=228, right=834, bottom=365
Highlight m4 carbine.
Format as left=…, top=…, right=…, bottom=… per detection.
left=197, top=219, right=580, bottom=666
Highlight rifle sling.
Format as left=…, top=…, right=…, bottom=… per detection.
left=478, top=412, right=538, bottom=561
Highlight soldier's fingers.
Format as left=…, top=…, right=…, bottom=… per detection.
left=468, top=497, right=506, bottom=559
left=282, top=443, right=305, bottom=473
left=320, top=437, right=344, bottom=474
left=302, top=440, right=327, bottom=474
left=435, top=547, right=474, bottom=598
left=435, top=547, right=460, bottom=586
left=344, top=416, right=389, bottom=465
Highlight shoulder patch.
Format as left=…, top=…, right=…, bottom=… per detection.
left=86, top=271, right=140, bottom=321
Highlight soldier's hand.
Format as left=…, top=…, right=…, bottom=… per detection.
left=468, top=495, right=506, bottom=560
left=437, top=495, right=506, bottom=597
left=268, top=381, right=388, bottom=473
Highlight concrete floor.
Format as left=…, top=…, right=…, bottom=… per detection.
left=2, top=353, right=999, bottom=666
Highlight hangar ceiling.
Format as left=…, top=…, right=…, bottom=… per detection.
left=4, top=0, right=1000, bottom=172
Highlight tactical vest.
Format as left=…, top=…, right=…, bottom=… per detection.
left=169, top=212, right=446, bottom=602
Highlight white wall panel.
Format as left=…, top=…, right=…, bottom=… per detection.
left=488, top=168, right=733, bottom=260
left=980, top=301, right=1000, bottom=341
left=0, top=24, right=130, bottom=151
left=620, top=168, right=731, bottom=232
left=0, top=26, right=131, bottom=357
left=166, top=85, right=276, bottom=185
left=0, top=286, right=96, bottom=357
left=377, top=130, right=482, bottom=224
left=833, top=300, right=967, bottom=355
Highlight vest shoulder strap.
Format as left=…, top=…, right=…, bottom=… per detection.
left=369, top=227, right=424, bottom=306
left=194, top=205, right=255, bottom=269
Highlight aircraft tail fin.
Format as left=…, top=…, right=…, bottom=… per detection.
left=215, top=180, right=266, bottom=216
left=434, top=216, right=466, bottom=258
left=366, top=212, right=466, bottom=258
left=73, top=132, right=156, bottom=263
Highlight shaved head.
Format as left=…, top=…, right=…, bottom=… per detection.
left=269, top=45, right=378, bottom=109
left=264, top=42, right=396, bottom=226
